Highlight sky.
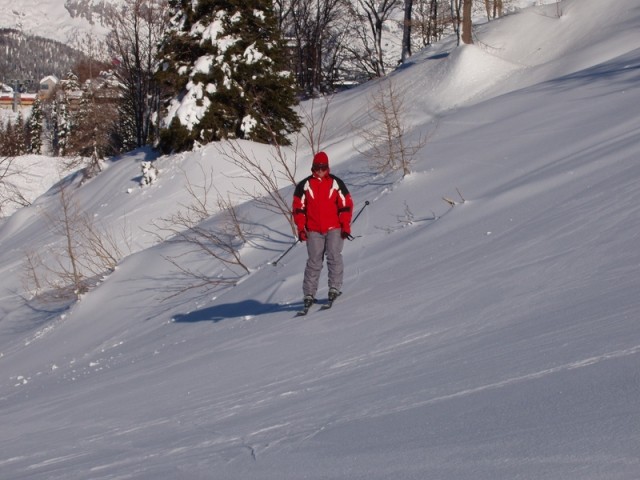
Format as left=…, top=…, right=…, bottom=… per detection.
left=1, top=0, right=640, bottom=478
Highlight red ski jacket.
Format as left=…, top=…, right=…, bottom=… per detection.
left=292, top=171, right=353, bottom=235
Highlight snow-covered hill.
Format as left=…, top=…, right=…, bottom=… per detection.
left=0, top=0, right=119, bottom=45
left=1, top=0, right=640, bottom=478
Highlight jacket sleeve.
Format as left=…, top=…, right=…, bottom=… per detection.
left=292, top=179, right=308, bottom=232
left=335, top=177, right=353, bottom=231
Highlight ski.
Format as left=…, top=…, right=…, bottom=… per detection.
left=319, top=301, right=334, bottom=311
left=295, top=296, right=316, bottom=317
left=320, top=290, right=341, bottom=311
left=295, top=306, right=312, bottom=317
left=295, top=292, right=341, bottom=316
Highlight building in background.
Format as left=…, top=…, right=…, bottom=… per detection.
left=38, top=75, right=59, bottom=100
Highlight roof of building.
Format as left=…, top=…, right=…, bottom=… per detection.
left=40, top=75, right=60, bottom=85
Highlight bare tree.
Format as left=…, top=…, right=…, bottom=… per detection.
left=24, top=180, right=131, bottom=299
left=298, top=95, right=333, bottom=157
left=450, top=0, right=462, bottom=44
left=288, top=0, right=350, bottom=96
left=413, top=0, right=454, bottom=47
left=0, top=156, right=30, bottom=216
left=24, top=180, right=88, bottom=298
left=274, top=0, right=297, bottom=32
left=355, top=78, right=427, bottom=178
left=106, top=0, right=169, bottom=148
left=345, top=0, right=402, bottom=78
left=483, top=0, right=504, bottom=20
left=57, top=182, right=84, bottom=294
left=70, top=31, right=109, bottom=82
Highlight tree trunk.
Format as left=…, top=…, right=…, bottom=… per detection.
left=462, top=0, right=473, bottom=44
left=401, top=0, right=413, bottom=63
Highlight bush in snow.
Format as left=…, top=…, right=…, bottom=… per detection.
left=140, top=161, right=158, bottom=186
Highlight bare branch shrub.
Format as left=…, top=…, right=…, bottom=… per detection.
left=442, top=187, right=467, bottom=207
left=355, top=78, right=427, bottom=178
left=298, top=95, right=333, bottom=156
left=23, top=181, right=131, bottom=300
left=22, top=249, right=44, bottom=296
left=375, top=200, right=438, bottom=233
left=217, top=139, right=299, bottom=236
left=397, top=200, right=416, bottom=225
left=75, top=213, right=132, bottom=275
left=149, top=164, right=252, bottom=298
left=50, top=181, right=85, bottom=295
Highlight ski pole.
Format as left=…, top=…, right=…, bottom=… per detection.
left=352, top=200, right=370, bottom=225
left=272, top=201, right=369, bottom=263
left=271, top=239, right=299, bottom=266
left=343, top=200, right=370, bottom=241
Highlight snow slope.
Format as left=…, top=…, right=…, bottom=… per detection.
left=1, top=0, right=640, bottom=478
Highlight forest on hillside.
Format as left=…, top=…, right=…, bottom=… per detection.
left=0, top=29, right=85, bottom=90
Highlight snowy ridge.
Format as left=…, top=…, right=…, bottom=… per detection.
left=1, top=0, right=640, bottom=478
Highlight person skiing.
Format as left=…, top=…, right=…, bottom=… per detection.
left=292, top=151, right=354, bottom=312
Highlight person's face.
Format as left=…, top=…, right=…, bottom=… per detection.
left=313, top=164, right=328, bottom=177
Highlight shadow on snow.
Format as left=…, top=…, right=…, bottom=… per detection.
left=172, top=299, right=301, bottom=323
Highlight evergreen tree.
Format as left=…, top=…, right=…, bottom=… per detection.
left=52, top=97, right=71, bottom=157
left=0, top=117, right=27, bottom=157
left=158, top=0, right=301, bottom=153
left=60, top=71, right=81, bottom=92
left=67, top=89, right=91, bottom=156
left=15, top=113, right=27, bottom=155
left=50, top=71, right=83, bottom=157
left=114, top=98, right=139, bottom=153
left=0, top=121, right=12, bottom=156
left=28, top=97, right=44, bottom=154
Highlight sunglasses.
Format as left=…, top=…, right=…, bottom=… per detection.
left=312, top=164, right=329, bottom=171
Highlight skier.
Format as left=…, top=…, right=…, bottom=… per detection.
left=292, top=151, right=354, bottom=313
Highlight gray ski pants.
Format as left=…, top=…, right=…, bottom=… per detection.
left=303, top=229, right=344, bottom=297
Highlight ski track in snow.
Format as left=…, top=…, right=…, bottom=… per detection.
left=420, top=343, right=640, bottom=408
